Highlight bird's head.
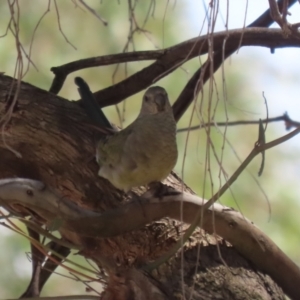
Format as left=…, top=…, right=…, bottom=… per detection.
left=140, top=86, right=172, bottom=115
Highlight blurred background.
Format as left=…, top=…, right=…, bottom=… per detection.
left=0, top=0, right=300, bottom=298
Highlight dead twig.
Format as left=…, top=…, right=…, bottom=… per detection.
left=177, top=112, right=299, bottom=133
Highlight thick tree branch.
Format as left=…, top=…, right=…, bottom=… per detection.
left=0, top=178, right=299, bottom=299
left=48, top=0, right=298, bottom=124
left=49, top=1, right=298, bottom=126
left=50, top=28, right=300, bottom=109
left=49, top=50, right=165, bottom=94
left=93, top=28, right=300, bottom=109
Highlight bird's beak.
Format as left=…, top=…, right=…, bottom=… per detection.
left=155, top=94, right=166, bottom=111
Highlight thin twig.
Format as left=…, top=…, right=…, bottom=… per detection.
left=176, top=113, right=299, bottom=133
left=257, top=119, right=266, bottom=176
left=53, top=0, right=77, bottom=50
left=23, top=0, right=51, bottom=76
left=78, top=0, right=108, bottom=26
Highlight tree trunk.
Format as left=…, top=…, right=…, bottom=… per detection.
left=0, top=75, right=284, bottom=299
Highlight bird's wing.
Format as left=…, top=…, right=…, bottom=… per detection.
left=98, top=127, right=137, bottom=170
left=120, top=119, right=153, bottom=172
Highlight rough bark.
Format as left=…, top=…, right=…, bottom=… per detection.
left=0, top=75, right=285, bottom=299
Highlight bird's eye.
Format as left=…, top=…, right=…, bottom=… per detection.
left=144, top=95, right=150, bottom=102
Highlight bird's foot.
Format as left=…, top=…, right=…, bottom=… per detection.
left=148, top=181, right=180, bottom=199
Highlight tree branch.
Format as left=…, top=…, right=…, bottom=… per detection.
left=50, top=28, right=300, bottom=108
left=0, top=178, right=299, bottom=299
left=172, top=0, right=298, bottom=121
left=176, top=112, right=300, bottom=133
left=147, top=122, right=300, bottom=280
left=49, top=50, right=165, bottom=94
left=93, top=28, right=300, bottom=109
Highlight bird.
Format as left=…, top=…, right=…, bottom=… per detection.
left=96, top=86, right=178, bottom=192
